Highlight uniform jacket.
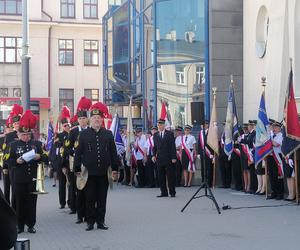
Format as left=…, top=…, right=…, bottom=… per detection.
left=74, top=127, right=119, bottom=176
left=7, top=139, right=47, bottom=183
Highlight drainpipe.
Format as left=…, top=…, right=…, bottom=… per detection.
left=41, top=0, right=52, bottom=98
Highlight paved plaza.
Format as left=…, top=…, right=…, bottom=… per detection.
left=1, top=178, right=300, bottom=250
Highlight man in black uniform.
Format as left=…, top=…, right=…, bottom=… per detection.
left=6, top=110, right=47, bottom=234
left=152, top=119, right=177, bottom=197
left=65, top=97, right=91, bottom=223
left=57, top=106, right=71, bottom=209
left=74, top=102, right=118, bottom=231
left=3, top=104, right=23, bottom=207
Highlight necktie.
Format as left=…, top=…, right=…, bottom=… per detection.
left=185, top=136, right=187, bottom=142
left=160, top=132, right=163, bottom=138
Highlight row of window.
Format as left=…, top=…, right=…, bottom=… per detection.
left=0, top=0, right=98, bottom=19
left=157, top=65, right=205, bottom=86
left=0, top=88, right=99, bottom=115
left=59, top=88, right=99, bottom=114
left=0, top=37, right=99, bottom=65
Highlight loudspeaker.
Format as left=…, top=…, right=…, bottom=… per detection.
left=190, top=102, right=204, bottom=126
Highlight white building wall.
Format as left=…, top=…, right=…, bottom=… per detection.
left=244, top=0, right=299, bottom=122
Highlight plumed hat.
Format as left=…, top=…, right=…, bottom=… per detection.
left=11, top=104, right=23, bottom=123
left=19, top=110, right=37, bottom=133
left=90, top=102, right=108, bottom=118
left=77, top=97, right=92, bottom=118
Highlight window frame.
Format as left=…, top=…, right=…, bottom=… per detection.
left=58, top=39, right=74, bottom=66
left=59, top=88, right=74, bottom=115
left=0, top=87, right=8, bottom=97
left=175, top=65, right=186, bottom=85
left=0, top=36, right=22, bottom=64
left=157, top=65, right=164, bottom=82
left=83, top=0, right=98, bottom=19
left=0, top=0, right=22, bottom=15
left=60, top=0, right=75, bottom=19
left=84, top=40, right=99, bottom=66
left=84, top=88, right=99, bottom=103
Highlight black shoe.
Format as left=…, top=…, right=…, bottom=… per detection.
left=97, top=223, right=109, bottom=230
left=17, top=227, right=24, bottom=234
left=170, top=194, right=176, bottom=197
left=76, top=219, right=83, bottom=224
left=86, top=224, right=94, bottom=231
left=275, top=195, right=283, bottom=200
left=284, top=197, right=296, bottom=201
left=59, top=205, right=65, bottom=209
left=156, top=194, right=168, bottom=198
left=258, top=191, right=266, bottom=195
left=69, top=210, right=76, bottom=214
left=267, top=193, right=276, bottom=200
left=28, top=227, right=36, bottom=234
left=52, top=184, right=56, bottom=187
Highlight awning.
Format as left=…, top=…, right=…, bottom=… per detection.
left=0, top=97, right=51, bottom=109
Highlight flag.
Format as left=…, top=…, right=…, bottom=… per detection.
left=160, top=101, right=171, bottom=129
left=54, top=119, right=59, bottom=133
left=285, top=69, right=300, bottom=140
left=110, top=114, right=125, bottom=156
left=126, top=98, right=135, bottom=164
left=46, top=121, right=54, bottom=152
left=254, top=90, right=273, bottom=166
left=224, top=83, right=239, bottom=157
left=207, top=92, right=219, bottom=155
left=282, top=126, right=300, bottom=157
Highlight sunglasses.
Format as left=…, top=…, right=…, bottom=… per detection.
left=63, top=124, right=70, bottom=128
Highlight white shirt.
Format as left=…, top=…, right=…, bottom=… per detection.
left=145, top=136, right=154, bottom=156
left=271, top=131, right=283, bottom=154
left=175, top=135, right=182, bottom=148
left=134, top=134, right=147, bottom=160
left=181, top=134, right=196, bottom=150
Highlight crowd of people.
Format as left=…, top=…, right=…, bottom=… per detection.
left=0, top=96, right=298, bottom=243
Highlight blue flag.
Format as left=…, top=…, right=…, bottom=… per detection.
left=46, top=121, right=54, bottom=152
left=282, top=126, right=300, bottom=157
left=110, top=114, right=125, bottom=156
left=224, top=83, right=239, bottom=157
left=254, top=91, right=273, bottom=166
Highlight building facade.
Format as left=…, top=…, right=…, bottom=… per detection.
left=0, top=0, right=107, bottom=133
left=103, top=0, right=243, bottom=129
left=243, top=0, right=300, bottom=122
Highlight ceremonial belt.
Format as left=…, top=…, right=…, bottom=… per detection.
left=199, top=131, right=213, bottom=159
left=272, top=151, right=284, bottom=177
left=181, top=136, right=195, bottom=172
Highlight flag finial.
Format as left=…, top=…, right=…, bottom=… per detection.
left=212, top=87, right=217, bottom=97
left=261, top=76, right=266, bottom=90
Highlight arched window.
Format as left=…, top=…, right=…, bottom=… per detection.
left=256, top=6, right=269, bottom=58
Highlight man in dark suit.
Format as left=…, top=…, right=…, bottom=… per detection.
left=152, top=119, right=177, bottom=197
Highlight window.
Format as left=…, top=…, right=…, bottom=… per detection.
left=157, top=65, right=164, bottom=82
left=176, top=65, right=185, bottom=85
left=84, top=89, right=99, bottom=103
left=58, top=39, right=74, bottom=65
left=0, top=0, right=22, bottom=15
left=59, top=89, right=74, bottom=115
left=0, top=37, right=22, bottom=63
left=84, top=40, right=98, bottom=65
left=195, top=65, right=205, bottom=92
left=108, top=0, right=122, bottom=7
left=0, top=88, right=8, bottom=97
left=61, top=0, right=75, bottom=18
left=13, top=88, right=21, bottom=97
left=83, top=0, right=98, bottom=19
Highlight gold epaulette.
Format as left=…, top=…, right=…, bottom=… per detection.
left=64, top=140, right=70, bottom=147
left=2, top=143, right=6, bottom=150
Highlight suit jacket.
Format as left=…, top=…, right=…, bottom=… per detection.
left=153, top=130, right=176, bottom=166
left=2, top=130, right=18, bottom=170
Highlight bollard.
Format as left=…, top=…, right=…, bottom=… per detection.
left=14, top=238, right=30, bottom=250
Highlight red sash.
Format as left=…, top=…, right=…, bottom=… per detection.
left=272, top=151, right=284, bottom=177
left=233, top=148, right=241, bottom=157
left=181, top=136, right=195, bottom=172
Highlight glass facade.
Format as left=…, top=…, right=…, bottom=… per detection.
left=103, top=0, right=207, bottom=129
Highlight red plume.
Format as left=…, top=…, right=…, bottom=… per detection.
left=60, top=106, right=71, bottom=121
left=19, top=110, right=37, bottom=129
left=70, top=115, right=78, bottom=124
left=11, top=104, right=23, bottom=116
left=77, top=97, right=92, bottom=111
left=90, top=102, right=109, bottom=117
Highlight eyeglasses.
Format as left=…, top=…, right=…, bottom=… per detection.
left=63, top=124, right=70, bottom=128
